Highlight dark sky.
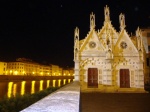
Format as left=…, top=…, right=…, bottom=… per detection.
left=0, top=0, right=149, bottom=67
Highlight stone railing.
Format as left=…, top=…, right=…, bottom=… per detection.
left=20, top=81, right=80, bottom=112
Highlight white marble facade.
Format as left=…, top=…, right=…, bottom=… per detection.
left=74, top=5, right=146, bottom=92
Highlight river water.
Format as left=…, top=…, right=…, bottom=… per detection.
left=0, top=79, right=72, bottom=99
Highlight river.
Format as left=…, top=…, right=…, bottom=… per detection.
left=0, top=79, right=73, bottom=99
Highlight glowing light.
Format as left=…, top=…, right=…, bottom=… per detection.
left=31, top=81, right=35, bottom=94
left=68, top=79, right=71, bottom=83
left=53, top=80, right=56, bottom=87
left=10, top=70, right=12, bottom=74
left=40, top=72, right=43, bottom=75
left=58, top=79, right=61, bottom=87
left=14, top=71, right=18, bottom=75
left=21, top=81, right=26, bottom=95
left=32, top=72, right=35, bottom=74
left=63, top=79, right=66, bottom=85
left=39, top=80, right=43, bottom=91
left=47, top=80, right=50, bottom=88
left=7, top=82, right=13, bottom=98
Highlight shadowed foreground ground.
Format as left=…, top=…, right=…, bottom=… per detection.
left=80, top=92, right=150, bottom=112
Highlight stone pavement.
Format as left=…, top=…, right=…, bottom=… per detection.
left=80, top=92, right=150, bottom=112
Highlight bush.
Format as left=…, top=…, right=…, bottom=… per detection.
left=0, top=87, right=60, bottom=112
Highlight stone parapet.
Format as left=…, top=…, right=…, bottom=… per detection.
left=20, top=81, right=80, bottom=112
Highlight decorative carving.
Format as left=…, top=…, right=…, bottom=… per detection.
left=119, top=13, right=126, bottom=30
left=120, top=41, right=127, bottom=49
left=104, top=5, right=110, bottom=22
left=89, top=41, right=96, bottom=48
left=90, top=12, right=95, bottom=30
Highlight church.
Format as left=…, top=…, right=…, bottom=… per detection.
left=74, top=5, right=147, bottom=92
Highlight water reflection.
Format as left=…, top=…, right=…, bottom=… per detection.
left=1, top=79, right=72, bottom=99
left=47, top=80, right=50, bottom=88
left=31, top=81, right=35, bottom=94
left=21, top=81, right=26, bottom=95
left=63, top=79, right=66, bottom=85
left=58, top=80, right=61, bottom=87
left=39, top=80, right=43, bottom=91
left=53, top=80, right=56, bottom=87
left=7, top=82, right=13, bottom=98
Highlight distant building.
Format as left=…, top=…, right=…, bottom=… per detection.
left=0, top=62, right=7, bottom=75
left=74, top=5, right=148, bottom=92
left=7, top=58, right=51, bottom=76
left=62, top=67, right=74, bottom=76
left=141, top=28, right=150, bottom=83
left=141, top=28, right=150, bottom=53
left=0, top=58, right=74, bottom=76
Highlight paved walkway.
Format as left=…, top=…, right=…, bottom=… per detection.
left=80, top=92, right=150, bottom=112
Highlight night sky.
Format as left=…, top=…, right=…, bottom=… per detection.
left=0, top=0, right=149, bottom=67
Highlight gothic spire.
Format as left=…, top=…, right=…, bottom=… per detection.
left=104, top=5, right=110, bottom=22
left=119, top=13, right=126, bottom=31
left=90, top=12, right=95, bottom=30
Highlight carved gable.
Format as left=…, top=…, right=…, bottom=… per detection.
left=80, top=30, right=104, bottom=52
left=114, top=30, right=138, bottom=54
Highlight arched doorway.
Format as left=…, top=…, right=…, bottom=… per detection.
left=88, top=68, right=98, bottom=88
left=120, top=69, right=130, bottom=88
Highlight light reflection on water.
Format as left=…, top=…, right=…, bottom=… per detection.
left=47, top=80, right=50, bottom=88
left=7, top=82, right=13, bottom=98
left=4, top=79, right=72, bottom=99
left=39, top=80, right=43, bottom=91
left=21, top=81, right=26, bottom=95
left=31, top=81, right=35, bottom=94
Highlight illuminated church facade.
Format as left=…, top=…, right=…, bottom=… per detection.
left=74, top=5, right=147, bottom=92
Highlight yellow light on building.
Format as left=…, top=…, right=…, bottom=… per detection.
left=6, top=71, right=8, bottom=75
left=32, top=72, right=35, bottom=74
left=10, top=70, right=12, bottom=74
left=14, top=71, right=18, bottom=75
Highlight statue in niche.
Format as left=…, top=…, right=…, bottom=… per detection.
left=119, top=13, right=126, bottom=30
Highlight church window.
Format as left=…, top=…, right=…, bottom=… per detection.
left=120, top=41, right=127, bottom=49
left=89, top=41, right=96, bottom=48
